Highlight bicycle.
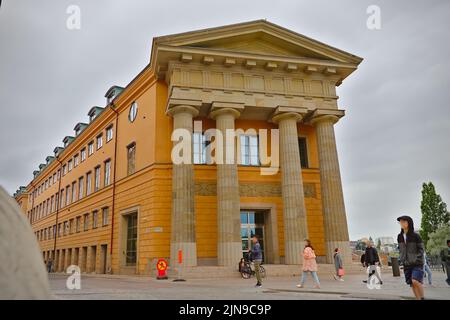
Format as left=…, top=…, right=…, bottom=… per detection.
left=239, top=252, right=266, bottom=279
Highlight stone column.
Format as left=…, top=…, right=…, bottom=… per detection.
left=272, top=110, right=309, bottom=265
left=312, top=115, right=351, bottom=264
left=210, top=106, right=242, bottom=267
left=168, top=104, right=199, bottom=267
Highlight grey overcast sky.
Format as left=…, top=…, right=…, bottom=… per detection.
left=0, top=0, right=449, bottom=240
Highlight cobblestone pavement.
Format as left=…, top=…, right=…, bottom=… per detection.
left=49, top=271, right=450, bottom=300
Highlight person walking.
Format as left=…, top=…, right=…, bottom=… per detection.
left=363, top=241, right=383, bottom=285
left=397, top=215, right=425, bottom=300
left=251, top=235, right=263, bottom=288
left=441, top=239, right=450, bottom=286
left=423, top=252, right=433, bottom=286
left=333, top=248, right=344, bottom=281
left=297, top=239, right=320, bottom=289
left=46, top=258, right=53, bottom=273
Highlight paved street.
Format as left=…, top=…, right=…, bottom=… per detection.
left=49, top=270, right=450, bottom=300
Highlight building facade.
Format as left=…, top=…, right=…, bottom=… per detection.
left=14, top=20, right=362, bottom=274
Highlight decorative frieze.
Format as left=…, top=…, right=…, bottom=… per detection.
left=168, top=62, right=338, bottom=100
left=195, top=181, right=317, bottom=198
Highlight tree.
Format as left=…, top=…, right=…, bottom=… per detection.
left=377, top=238, right=382, bottom=251
left=426, top=225, right=450, bottom=256
left=420, top=182, right=450, bottom=246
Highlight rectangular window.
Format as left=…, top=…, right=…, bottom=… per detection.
left=92, top=210, right=98, bottom=229
left=68, top=160, right=73, bottom=172
left=78, top=177, right=84, bottom=200
left=51, top=195, right=55, bottom=212
left=96, top=135, right=103, bottom=150
left=83, top=213, right=89, bottom=231
left=106, top=125, right=113, bottom=142
left=240, top=135, right=259, bottom=166
left=69, top=219, right=74, bottom=234
left=60, top=189, right=64, bottom=208
left=94, top=166, right=101, bottom=192
left=298, top=137, right=309, bottom=168
left=65, top=185, right=70, bottom=206
left=71, top=181, right=76, bottom=203
left=81, top=148, right=86, bottom=162
left=102, top=207, right=109, bottom=226
left=62, top=164, right=67, bottom=176
left=127, top=143, right=136, bottom=176
left=86, top=172, right=92, bottom=195
left=192, top=132, right=212, bottom=164
left=74, top=154, right=79, bottom=167
left=58, top=223, right=62, bottom=237
left=104, top=160, right=111, bottom=186
left=88, top=142, right=94, bottom=156
left=53, top=173, right=56, bottom=184
left=53, top=225, right=56, bottom=238
left=63, top=221, right=68, bottom=236
left=76, top=216, right=81, bottom=233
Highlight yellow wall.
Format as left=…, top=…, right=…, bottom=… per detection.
left=18, top=72, right=327, bottom=274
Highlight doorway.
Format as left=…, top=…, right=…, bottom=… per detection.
left=120, top=209, right=139, bottom=274
left=100, top=244, right=107, bottom=274
left=240, top=210, right=266, bottom=262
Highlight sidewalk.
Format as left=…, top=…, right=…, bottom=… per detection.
left=49, top=269, right=450, bottom=300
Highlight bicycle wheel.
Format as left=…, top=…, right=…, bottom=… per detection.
left=241, top=265, right=252, bottom=279
left=260, top=265, right=266, bottom=278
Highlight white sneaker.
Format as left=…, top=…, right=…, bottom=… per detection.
left=296, top=284, right=303, bottom=288
left=339, top=278, right=344, bottom=282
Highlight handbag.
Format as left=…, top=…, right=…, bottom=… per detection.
left=338, top=268, right=345, bottom=276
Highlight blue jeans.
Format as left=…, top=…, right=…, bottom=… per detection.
left=300, top=271, right=320, bottom=286
left=423, top=264, right=432, bottom=285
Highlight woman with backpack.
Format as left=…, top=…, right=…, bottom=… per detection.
left=297, top=239, right=320, bottom=289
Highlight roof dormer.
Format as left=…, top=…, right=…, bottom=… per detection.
left=53, top=146, right=65, bottom=157
left=63, top=136, right=75, bottom=148
left=105, top=85, right=124, bottom=104
left=87, top=106, right=105, bottom=123
left=45, top=156, right=55, bottom=164
left=38, top=163, right=46, bottom=170
left=74, top=122, right=88, bottom=136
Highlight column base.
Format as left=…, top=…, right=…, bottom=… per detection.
left=217, top=242, right=242, bottom=268
left=284, top=240, right=304, bottom=265
left=325, top=240, right=352, bottom=265
left=170, top=242, right=197, bottom=267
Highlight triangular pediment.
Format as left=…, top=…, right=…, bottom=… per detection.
left=152, top=20, right=363, bottom=65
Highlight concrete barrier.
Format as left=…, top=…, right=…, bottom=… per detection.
left=0, top=186, right=51, bottom=299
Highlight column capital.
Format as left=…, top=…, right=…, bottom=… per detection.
left=270, top=106, right=308, bottom=124
left=209, top=101, right=244, bottom=120
left=309, top=109, right=345, bottom=126
left=167, top=104, right=200, bottom=118
left=166, top=99, right=202, bottom=117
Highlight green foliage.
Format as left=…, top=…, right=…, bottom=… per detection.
left=426, top=225, right=450, bottom=256
left=420, top=182, right=450, bottom=246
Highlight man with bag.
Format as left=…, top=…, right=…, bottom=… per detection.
left=363, top=241, right=383, bottom=285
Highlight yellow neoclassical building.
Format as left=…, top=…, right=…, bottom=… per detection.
left=14, top=20, right=362, bottom=275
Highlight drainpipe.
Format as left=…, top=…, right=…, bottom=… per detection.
left=30, top=182, right=35, bottom=225
left=108, top=102, right=119, bottom=273
left=52, top=157, right=63, bottom=271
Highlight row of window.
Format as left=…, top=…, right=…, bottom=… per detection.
left=28, top=159, right=112, bottom=223
left=31, top=125, right=114, bottom=202
left=193, top=133, right=309, bottom=168
left=35, top=207, right=109, bottom=242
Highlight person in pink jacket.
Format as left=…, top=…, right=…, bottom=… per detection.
left=297, top=239, right=321, bottom=289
